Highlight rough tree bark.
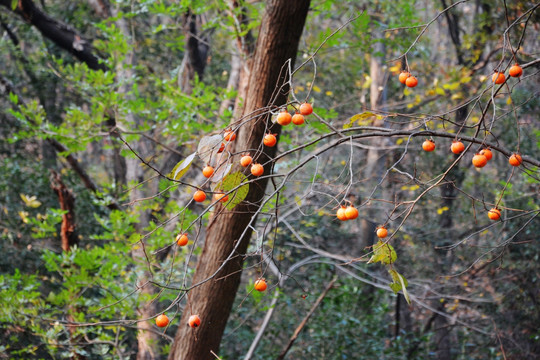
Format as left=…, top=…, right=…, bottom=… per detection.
left=168, top=1, right=311, bottom=359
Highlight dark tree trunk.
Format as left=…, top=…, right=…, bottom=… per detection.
left=168, top=1, right=311, bottom=359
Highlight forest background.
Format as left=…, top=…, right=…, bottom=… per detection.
left=0, top=0, right=539, bottom=359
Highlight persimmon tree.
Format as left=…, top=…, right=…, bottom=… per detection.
left=0, top=0, right=539, bottom=359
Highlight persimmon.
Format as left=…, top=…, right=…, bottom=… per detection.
left=188, top=315, right=201, bottom=328
left=492, top=71, right=505, bottom=84
left=214, top=192, right=229, bottom=203
left=509, top=64, right=522, bottom=78
left=480, top=148, right=492, bottom=161
left=240, top=154, right=253, bottom=167
left=263, top=133, right=277, bottom=147
left=405, top=76, right=418, bottom=88
left=292, top=113, right=305, bottom=125
left=251, top=163, right=264, bottom=177
left=156, top=314, right=169, bottom=328
left=488, top=208, right=501, bottom=221
left=509, top=153, right=522, bottom=167
left=277, top=110, right=292, bottom=126
left=217, top=142, right=225, bottom=153
left=399, top=71, right=410, bottom=84
left=450, top=141, right=465, bottom=154
left=176, top=233, right=188, bottom=246
left=202, top=165, right=214, bottom=178
left=345, top=205, right=359, bottom=220
left=376, top=227, right=388, bottom=238
left=254, top=278, right=267, bottom=292
left=472, top=153, right=488, bottom=168
left=336, top=206, right=348, bottom=221
left=224, top=130, right=236, bottom=141
left=299, top=102, right=313, bottom=116
left=422, top=139, right=435, bottom=152
left=193, top=190, right=206, bottom=202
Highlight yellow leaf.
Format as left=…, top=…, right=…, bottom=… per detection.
left=325, top=91, right=333, bottom=96
left=460, top=76, right=472, bottom=84
left=362, top=75, right=372, bottom=89
left=389, top=64, right=400, bottom=74
left=312, top=85, right=321, bottom=93
left=443, top=82, right=460, bottom=90
left=437, top=206, right=449, bottom=215
left=20, top=194, right=42, bottom=208
left=19, top=211, right=29, bottom=224
left=343, top=112, right=384, bottom=129
left=396, top=138, right=404, bottom=145
left=435, top=87, right=445, bottom=95
left=506, top=97, right=512, bottom=105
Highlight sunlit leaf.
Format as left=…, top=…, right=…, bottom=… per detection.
left=20, top=194, right=42, bottom=208
left=197, top=134, right=223, bottom=165
left=443, top=82, right=460, bottom=90
left=368, top=240, right=397, bottom=265
left=19, top=211, right=29, bottom=224
left=168, top=152, right=196, bottom=180
left=210, top=163, right=232, bottom=183
left=343, top=112, right=384, bottom=129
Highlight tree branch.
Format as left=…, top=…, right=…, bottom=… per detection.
left=0, top=0, right=107, bottom=70
left=276, top=277, right=337, bottom=360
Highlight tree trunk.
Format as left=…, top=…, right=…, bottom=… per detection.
left=359, top=37, right=386, bottom=250
left=50, top=170, right=78, bottom=252
left=168, top=1, right=311, bottom=359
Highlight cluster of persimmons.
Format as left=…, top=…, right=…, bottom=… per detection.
left=155, top=62, right=526, bottom=329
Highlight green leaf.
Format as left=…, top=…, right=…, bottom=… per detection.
left=343, top=112, right=384, bottom=129
left=168, top=152, right=196, bottom=180
left=8, top=92, right=18, bottom=105
left=216, top=172, right=249, bottom=210
left=368, top=240, right=397, bottom=265
left=11, top=0, right=17, bottom=10
left=390, top=282, right=402, bottom=293
left=389, top=269, right=411, bottom=305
